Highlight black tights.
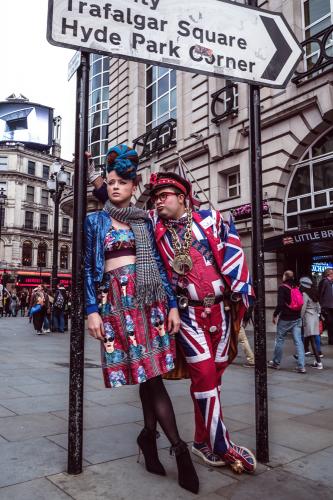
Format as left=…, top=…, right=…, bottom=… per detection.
left=139, top=375, right=181, bottom=447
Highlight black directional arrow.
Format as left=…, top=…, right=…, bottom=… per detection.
left=260, top=16, right=292, bottom=81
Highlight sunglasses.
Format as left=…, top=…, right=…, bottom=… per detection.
left=153, top=320, right=164, bottom=327
left=151, top=191, right=179, bottom=204
left=104, top=337, right=114, bottom=343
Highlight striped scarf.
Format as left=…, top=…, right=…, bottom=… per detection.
left=104, top=200, right=166, bottom=306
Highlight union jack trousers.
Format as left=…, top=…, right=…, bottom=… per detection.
left=178, top=301, right=231, bottom=454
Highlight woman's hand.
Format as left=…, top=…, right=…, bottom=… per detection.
left=167, top=307, right=181, bottom=335
left=87, top=312, right=105, bottom=340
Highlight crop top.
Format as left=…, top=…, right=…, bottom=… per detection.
left=104, top=226, right=136, bottom=259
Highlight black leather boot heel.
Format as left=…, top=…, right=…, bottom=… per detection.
left=170, top=441, right=199, bottom=494
left=137, top=428, right=166, bottom=476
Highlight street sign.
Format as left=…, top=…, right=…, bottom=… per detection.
left=68, top=50, right=82, bottom=81
left=47, top=0, right=303, bottom=88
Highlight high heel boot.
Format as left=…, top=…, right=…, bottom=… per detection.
left=137, top=428, right=166, bottom=476
left=170, top=441, right=199, bottom=494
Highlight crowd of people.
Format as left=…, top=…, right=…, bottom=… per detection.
left=0, top=281, right=71, bottom=334
left=268, top=268, right=333, bottom=373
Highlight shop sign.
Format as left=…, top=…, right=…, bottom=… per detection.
left=47, top=0, right=302, bottom=88
left=283, top=228, right=333, bottom=246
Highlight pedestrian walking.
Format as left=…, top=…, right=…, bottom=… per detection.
left=0, top=281, right=4, bottom=317
left=319, top=268, right=333, bottom=345
left=10, top=290, right=18, bottom=317
left=299, top=277, right=323, bottom=369
left=238, top=306, right=255, bottom=367
left=4, top=289, right=12, bottom=317
left=90, top=162, right=257, bottom=474
left=19, top=289, right=28, bottom=317
left=52, top=284, right=66, bottom=333
left=268, top=270, right=306, bottom=373
left=30, top=285, right=47, bottom=335
left=85, top=145, right=199, bottom=494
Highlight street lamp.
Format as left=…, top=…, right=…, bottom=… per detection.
left=0, top=187, right=8, bottom=261
left=47, top=161, right=68, bottom=292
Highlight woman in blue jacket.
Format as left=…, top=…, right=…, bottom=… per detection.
left=85, top=145, right=198, bottom=494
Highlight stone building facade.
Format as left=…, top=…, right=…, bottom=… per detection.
left=0, top=142, right=73, bottom=288
left=97, top=0, right=333, bottom=330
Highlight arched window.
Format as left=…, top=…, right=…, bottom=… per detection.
left=37, top=242, right=47, bottom=268
left=60, top=245, right=69, bottom=269
left=22, top=241, right=33, bottom=267
left=285, top=128, right=333, bottom=230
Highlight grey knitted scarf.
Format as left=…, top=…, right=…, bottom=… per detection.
left=104, top=200, right=166, bottom=306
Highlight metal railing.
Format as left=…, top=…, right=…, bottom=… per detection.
left=292, top=25, right=333, bottom=84
left=211, top=83, right=238, bottom=124
left=132, top=118, right=177, bottom=160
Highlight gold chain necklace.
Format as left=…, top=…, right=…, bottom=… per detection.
left=165, top=209, right=193, bottom=275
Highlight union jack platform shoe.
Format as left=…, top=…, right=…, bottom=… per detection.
left=191, top=442, right=226, bottom=467
left=220, top=442, right=257, bottom=474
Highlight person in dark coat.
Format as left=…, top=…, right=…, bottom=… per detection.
left=319, top=268, right=333, bottom=345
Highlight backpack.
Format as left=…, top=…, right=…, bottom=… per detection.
left=54, top=291, right=65, bottom=309
left=282, top=284, right=304, bottom=311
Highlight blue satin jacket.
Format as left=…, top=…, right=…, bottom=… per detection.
left=84, top=210, right=177, bottom=315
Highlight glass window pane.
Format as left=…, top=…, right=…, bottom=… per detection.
left=158, top=95, right=169, bottom=116
left=287, top=199, right=298, bottom=213
left=289, top=166, right=311, bottom=197
left=102, top=87, right=109, bottom=101
left=92, top=59, right=102, bottom=75
left=91, top=89, right=101, bottom=106
left=91, top=127, right=101, bottom=142
left=103, top=57, right=110, bottom=72
left=91, top=143, right=100, bottom=157
left=158, top=75, right=169, bottom=97
left=102, top=72, right=109, bottom=86
left=300, top=196, right=312, bottom=210
left=229, top=186, right=238, bottom=197
left=92, top=74, right=101, bottom=90
left=101, top=125, right=108, bottom=140
left=312, top=130, right=333, bottom=157
left=170, top=88, right=177, bottom=110
left=159, top=67, right=168, bottom=77
left=330, top=191, right=333, bottom=204
left=102, top=110, right=108, bottom=124
left=146, top=84, right=157, bottom=104
left=304, top=0, right=330, bottom=27
left=314, top=192, right=327, bottom=207
left=287, top=215, right=298, bottom=229
left=313, top=161, right=333, bottom=191
left=305, top=17, right=331, bottom=39
left=170, top=70, right=176, bottom=88
left=92, top=112, right=101, bottom=128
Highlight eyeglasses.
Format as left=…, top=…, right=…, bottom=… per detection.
left=104, top=337, right=114, bottom=343
left=151, top=191, right=179, bottom=204
left=153, top=320, right=164, bottom=327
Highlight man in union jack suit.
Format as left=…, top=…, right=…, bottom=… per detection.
left=90, top=164, right=256, bottom=474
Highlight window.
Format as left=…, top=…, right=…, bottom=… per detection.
left=37, top=242, right=47, bottom=268
left=0, top=208, right=5, bottom=227
left=42, top=165, right=50, bottom=179
left=88, top=54, right=109, bottom=169
left=227, top=172, right=241, bottom=198
left=0, top=156, right=8, bottom=170
left=303, top=0, right=333, bottom=71
left=62, top=218, right=70, bottom=235
left=146, top=65, right=177, bottom=131
left=40, top=213, right=48, bottom=231
left=285, top=127, right=333, bottom=229
left=28, top=161, right=35, bottom=176
left=60, top=245, right=69, bottom=269
left=41, top=189, right=49, bottom=206
left=24, top=211, right=33, bottom=230
left=22, top=241, right=33, bottom=266
left=26, top=186, right=35, bottom=203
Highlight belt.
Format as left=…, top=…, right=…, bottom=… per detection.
left=177, top=294, right=223, bottom=309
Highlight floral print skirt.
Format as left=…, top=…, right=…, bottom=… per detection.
left=99, top=264, right=175, bottom=388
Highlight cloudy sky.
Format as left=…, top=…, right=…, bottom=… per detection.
left=0, top=1, right=76, bottom=160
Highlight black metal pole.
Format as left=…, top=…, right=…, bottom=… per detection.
left=0, top=204, right=3, bottom=246
left=51, top=185, right=60, bottom=292
left=67, top=51, right=89, bottom=475
left=248, top=0, right=269, bottom=464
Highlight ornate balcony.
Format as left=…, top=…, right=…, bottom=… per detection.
left=211, top=83, right=238, bottom=124
left=132, top=118, right=177, bottom=160
left=292, top=25, right=333, bottom=84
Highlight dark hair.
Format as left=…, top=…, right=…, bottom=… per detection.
left=299, top=284, right=319, bottom=302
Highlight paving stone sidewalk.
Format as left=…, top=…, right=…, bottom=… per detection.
left=0, top=316, right=332, bottom=500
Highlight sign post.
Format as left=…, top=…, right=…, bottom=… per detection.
left=47, top=0, right=303, bottom=472
left=67, top=51, right=90, bottom=475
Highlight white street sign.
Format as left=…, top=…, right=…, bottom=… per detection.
left=68, top=50, right=82, bottom=80
left=47, top=0, right=303, bottom=88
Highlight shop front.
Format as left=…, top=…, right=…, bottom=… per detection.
left=265, top=227, right=333, bottom=285
left=14, top=272, right=72, bottom=290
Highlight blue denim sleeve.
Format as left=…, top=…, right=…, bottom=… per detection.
left=93, top=183, right=108, bottom=204
left=146, top=220, right=177, bottom=309
left=84, top=215, right=99, bottom=315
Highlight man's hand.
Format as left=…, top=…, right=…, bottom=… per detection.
left=167, top=307, right=181, bottom=335
left=87, top=312, right=105, bottom=340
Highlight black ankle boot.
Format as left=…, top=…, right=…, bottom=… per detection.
left=137, top=428, right=166, bottom=476
left=170, top=441, right=199, bottom=494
